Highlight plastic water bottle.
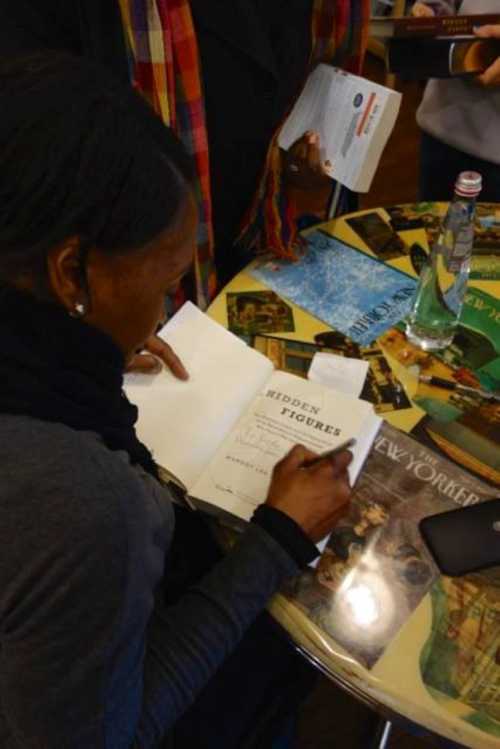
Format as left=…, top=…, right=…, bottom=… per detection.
left=405, top=171, right=482, bottom=351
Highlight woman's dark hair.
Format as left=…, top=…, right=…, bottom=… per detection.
left=0, top=52, right=194, bottom=281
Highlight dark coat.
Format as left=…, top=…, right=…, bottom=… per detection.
left=0, top=0, right=313, bottom=281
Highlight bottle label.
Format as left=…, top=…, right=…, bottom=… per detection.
left=447, top=225, right=474, bottom=272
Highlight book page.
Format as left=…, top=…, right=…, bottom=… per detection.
left=278, top=65, right=401, bottom=192
left=308, top=352, right=370, bottom=397
left=124, top=303, right=274, bottom=489
left=190, top=370, right=380, bottom=522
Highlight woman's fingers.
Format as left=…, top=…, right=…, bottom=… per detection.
left=126, top=336, right=189, bottom=379
left=142, top=335, right=189, bottom=380
left=475, top=56, right=500, bottom=88
left=126, top=353, right=163, bottom=374
left=284, top=131, right=333, bottom=188
left=274, top=444, right=318, bottom=474
left=474, top=24, right=500, bottom=40
left=266, top=443, right=353, bottom=542
left=309, top=449, right=353, bottom=478
left=306, top=132, right=323, bottom=173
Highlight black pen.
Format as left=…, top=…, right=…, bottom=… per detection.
left=308, top=438, right=356, bottom=467
left=419, top=374, right=500, bottom=403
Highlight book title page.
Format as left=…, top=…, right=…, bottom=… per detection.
left=190, top=370, right=375, bottom=521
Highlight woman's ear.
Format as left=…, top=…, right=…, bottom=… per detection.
left=46, top=237, right=88, bottom=316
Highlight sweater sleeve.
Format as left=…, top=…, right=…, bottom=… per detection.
left=137, top=523, right=297, bottom=747
left=0, top=425, right=299, bottom=749
left=0, top=432, right=132, bottom=749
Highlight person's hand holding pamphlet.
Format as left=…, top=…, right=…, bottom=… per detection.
left=278, top=64, right=401, bottom=192
left=125, top=303, right=381, bottom=546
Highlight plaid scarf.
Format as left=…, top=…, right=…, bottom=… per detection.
left=119, top=0, right=215, bottom=309
left=118, top=0, right=369, bottom=305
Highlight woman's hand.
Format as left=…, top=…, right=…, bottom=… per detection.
left=266, top=445, right=352, bottom=543
left=282, top=131, right=332, bottom=191
left=126, top=334, right=189, bottom=379
left=474, top=25, right=500, bottom=87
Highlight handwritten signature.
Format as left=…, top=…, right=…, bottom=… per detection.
left=235, top=425, right=283, bottom=458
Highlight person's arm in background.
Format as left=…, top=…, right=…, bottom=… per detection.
left=412, top=1, right=460, bottom=16
left=412, top=3, right=500, bottom=88
left=473, top=24, right=500, bottom=86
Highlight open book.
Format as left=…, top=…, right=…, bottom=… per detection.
left=278, top=64, right=401, bottom=193
left=125, top=303, right=381, bottom=526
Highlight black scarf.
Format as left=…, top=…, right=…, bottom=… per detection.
left=0, top=284, right=158, bottom=478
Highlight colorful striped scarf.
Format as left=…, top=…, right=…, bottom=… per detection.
left=118, top=0, right=369, bottom=306
left=118, top=0, right=215, bottom=309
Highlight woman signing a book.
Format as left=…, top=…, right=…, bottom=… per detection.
left=0, top=54, right=353, bottom=749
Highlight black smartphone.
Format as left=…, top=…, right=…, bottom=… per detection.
left=346, top=212, right=407, bottom=260
left=419, top=498, right=500, bottom=577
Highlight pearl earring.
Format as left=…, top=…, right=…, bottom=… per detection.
left=74, top=302, right=86, bottom=317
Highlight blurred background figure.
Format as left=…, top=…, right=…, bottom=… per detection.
left=415, top=0, right=500, bottom=201
left=0, top=0, right=369, bottom=302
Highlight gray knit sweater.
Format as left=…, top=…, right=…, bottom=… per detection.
left=0, top=414, right=298, bottom=748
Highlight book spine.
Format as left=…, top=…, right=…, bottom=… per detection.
left=387, top=38, right=454, bottom=78
left=386, top=38, right=500, bottom=78
left=391, top=14, right=500, bottom=38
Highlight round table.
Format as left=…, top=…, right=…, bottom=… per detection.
left=207, top=203, right=500, bottom=749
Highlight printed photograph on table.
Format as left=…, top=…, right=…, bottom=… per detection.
left=250, top=231, right=417, bottom=347
left=314, top=329, right=412, bottom=413
left=385, top=202, right=500, bottom=280
left=471, top=204, right=500, bottom=281
left=346, top=211, right=407, bottom=260
left=385, top=202, right=441, bottom=242
left=471, top=253, right=500, bottom=282
left=252, top=333, right=411, bottom=414
left=421, top=568, right=500, bottom=738
left=386, top=204, right=426, bottom=232
left=283, top=422, right=494, bottom=669
left=226, top=291, right=295, bottom=338
left=379, top=289, right=500, bottom=487
left=252, top=335, right=318, bottom=378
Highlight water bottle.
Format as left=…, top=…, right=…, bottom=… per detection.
left=405, top=171, right=482, bottom=351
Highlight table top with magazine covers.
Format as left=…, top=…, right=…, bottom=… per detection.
left=207, top=203, right=500, bottom=749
